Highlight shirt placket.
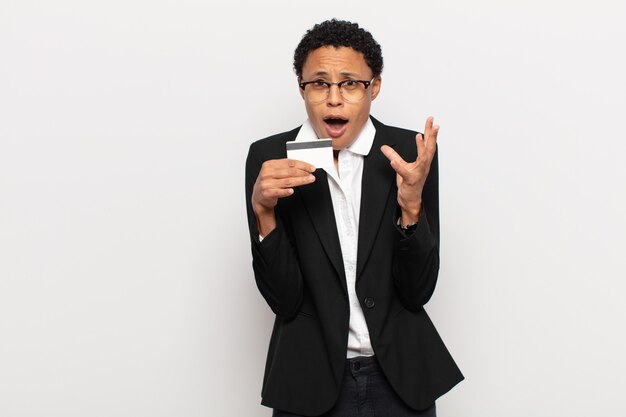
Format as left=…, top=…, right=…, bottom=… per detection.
left=338, top=152, right=371, bottom=355
left=337, top=152, right=357, bottom=278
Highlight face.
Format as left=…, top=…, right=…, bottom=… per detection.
left=299, top=46, right=381, bottom=150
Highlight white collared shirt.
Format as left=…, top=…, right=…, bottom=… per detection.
left=294, top=118, right=376, bottom=358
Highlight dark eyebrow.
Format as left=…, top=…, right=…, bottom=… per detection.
left=308, top=71, right=362, bottom=78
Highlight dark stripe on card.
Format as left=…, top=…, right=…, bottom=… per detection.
left=286, top=140, right=332, bottom=151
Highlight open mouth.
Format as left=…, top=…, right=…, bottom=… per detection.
left=323, top=116, right=349, bottom=137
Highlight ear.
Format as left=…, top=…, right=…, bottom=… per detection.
left=297, top=78, right=305, bottom=100
left=371, top=76, right=382, bottom=100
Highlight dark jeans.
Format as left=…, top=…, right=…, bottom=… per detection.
left=273, top=356, right=436, bottom=417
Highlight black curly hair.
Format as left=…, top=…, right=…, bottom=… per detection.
left=293, top=19, right=383, bottom=79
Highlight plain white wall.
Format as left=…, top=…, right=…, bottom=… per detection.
left=1, top=1, right=625, bottom=416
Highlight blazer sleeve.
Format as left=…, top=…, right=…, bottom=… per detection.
left=392, top=146, right=440, bottom=311
left=245, top=142, right=304, bottom=320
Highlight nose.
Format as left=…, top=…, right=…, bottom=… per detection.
left=326, top=84, right=343, bottom=106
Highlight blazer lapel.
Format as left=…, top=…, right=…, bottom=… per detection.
left=356, top=121, right=396, bottom=280
left=297, top=169, right=347, bottom=295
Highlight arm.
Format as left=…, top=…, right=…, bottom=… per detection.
left=392, top=148, right=440, bottom=310
left=381, top=117, right=441, bottom=310
left=245, top=143, right=315, bottom=319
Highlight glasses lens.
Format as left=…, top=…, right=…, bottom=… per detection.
left=304, top=82, right=329, bottom=103
left=340, top=80, right=366, bottom=102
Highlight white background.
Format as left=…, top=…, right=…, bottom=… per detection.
left=1, top=1, right=625, bottom=416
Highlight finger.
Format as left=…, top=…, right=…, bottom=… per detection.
left=285, top=158, right=316, bottom=172
left=423, top=116, right=434, bottom=141
left=261, top=187, right=294, bottom=199
left=266, top=158, right=316, bottom=173
left=381, top=145, right=414, bottom=178
left=262, top=174, right=315, bottom=191
left=415, top=133, right=426, bottom=159
left=417, top=130, right=436, bottom=160
left=421, top=116, right=438, bottom=158
left=270, top=167, right=316, bottom=179
left=426, top=124, right=439, bottom=156
left=380, top=145, right=406, bottom=164
left=281, top=174, right=316, bottom=188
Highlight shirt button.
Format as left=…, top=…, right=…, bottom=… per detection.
left=364, top=297, right=375, bottom=309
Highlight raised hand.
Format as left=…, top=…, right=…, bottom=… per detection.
left=251, top=158, right=316, bottom=236
left=380, top=116, right=439, bottom=226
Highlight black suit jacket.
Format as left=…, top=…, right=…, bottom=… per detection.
left=245, top=116, right=463, bottom=416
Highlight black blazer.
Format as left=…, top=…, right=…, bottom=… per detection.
left=245, top=116, right=463, bottom=416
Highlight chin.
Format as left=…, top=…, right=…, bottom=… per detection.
left=330, top=137, right=350, bottom=150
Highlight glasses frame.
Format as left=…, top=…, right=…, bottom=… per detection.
left=298, top=77, right=376, bottom=103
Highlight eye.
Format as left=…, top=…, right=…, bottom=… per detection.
left=341, top=80, right=359, bottom=90
left=312, top=80, right=328, bottom=88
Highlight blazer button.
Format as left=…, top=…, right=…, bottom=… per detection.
left=364, top=297, right=375, bottom=309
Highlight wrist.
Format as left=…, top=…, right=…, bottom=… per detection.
left=400, top=202, right=422, bottom=226
left=253, top=202, right=274, bottom=217
left=253, top=205, right=276, bottom=237
left=397, top=216, right=418, bottom=235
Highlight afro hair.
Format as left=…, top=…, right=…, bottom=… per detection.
left=293, top=19, right=383, bottom=79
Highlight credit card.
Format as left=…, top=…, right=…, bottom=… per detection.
left=286, top=138, right=333, bottom=169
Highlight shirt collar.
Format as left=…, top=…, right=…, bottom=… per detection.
left=294, top=117, right=376, bottom=157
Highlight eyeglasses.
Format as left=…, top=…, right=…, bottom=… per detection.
left=299, top=78, right=376, bottom=103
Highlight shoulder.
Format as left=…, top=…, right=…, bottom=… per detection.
left=248, top=125, right=302, bottom=161
left=371, top=116, right=420, bottom=140
left=370, top=116, right=422, bottom=159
